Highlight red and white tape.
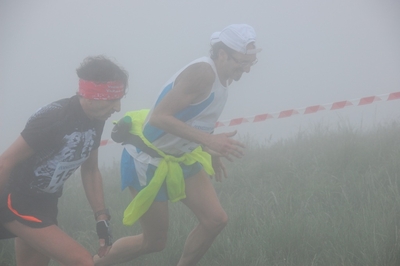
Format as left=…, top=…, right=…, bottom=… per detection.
left=101, top=91, right=400, bottom=146
left=216, top=91, right=400, bottom=127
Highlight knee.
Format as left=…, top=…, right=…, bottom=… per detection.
left=60, top=248, right=94, bottom=266
left=67, top=254, right=94, bottom=266
left=202, top=210, right=228, bottom=234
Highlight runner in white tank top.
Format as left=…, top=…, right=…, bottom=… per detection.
left=143, top=56, right=228, bottom=156
left=96, top=24, right=262, bottom=266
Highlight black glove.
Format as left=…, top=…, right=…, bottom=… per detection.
left=96, top=220, right=113, bottom=246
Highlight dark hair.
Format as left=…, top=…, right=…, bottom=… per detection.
left=76, top=55, right=129, bottom=89
left=209, top=42, right=235, bottom=60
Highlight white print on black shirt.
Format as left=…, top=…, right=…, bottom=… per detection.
left=34, top=129, right=97, bottom=193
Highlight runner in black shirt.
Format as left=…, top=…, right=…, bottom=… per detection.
left=0, top=55, right=128, bottom=266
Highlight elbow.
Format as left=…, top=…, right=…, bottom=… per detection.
left=148, top=114, right=163, bottom=128
left=148, top=112, right=175, bottom=131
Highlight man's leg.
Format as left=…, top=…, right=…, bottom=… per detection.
left=94, top=187, right=169, bottom=266
left=4, top=221, right=94, bottom=266
left=15, top=237, right=50, bottom=266
left=178, top=170, right=228, bottom=266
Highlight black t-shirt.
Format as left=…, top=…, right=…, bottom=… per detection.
left=10, top=95, right=105, bottom=198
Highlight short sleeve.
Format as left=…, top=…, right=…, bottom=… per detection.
left=20, top=103, right=61, bottom=151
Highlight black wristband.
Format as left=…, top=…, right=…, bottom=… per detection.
left=94, top=208, right=111, bottom=220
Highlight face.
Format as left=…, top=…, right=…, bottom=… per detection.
left=87, top=98, right=122, bottom=121
left=226, top=43, right=258, bottom=81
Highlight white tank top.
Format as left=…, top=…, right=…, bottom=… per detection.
left=143, top=56, right=228, bottom=156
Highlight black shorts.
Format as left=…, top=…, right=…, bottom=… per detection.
left=0, top=190, right=58, bottom=240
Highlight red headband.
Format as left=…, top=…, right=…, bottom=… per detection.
left=78, top=79, right=125, bottom=100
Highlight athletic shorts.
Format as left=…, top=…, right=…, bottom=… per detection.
left=0, top=190, right=58, bottom=240
left=120, top=148, right=203, bottom=201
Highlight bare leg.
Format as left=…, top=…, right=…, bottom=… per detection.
left=177, top=170, right=228, bottom=266
left=94, top=187, right=169, bottom=266
left=15, top=237, right=50, bottom=266
left=5, top=221, right=94, bottom=266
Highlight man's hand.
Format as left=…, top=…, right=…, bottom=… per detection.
left=96, top=220, right=112, bottom=257
left=206, top=130, right=245, bottom=161
left=203, top=131, right=245, bottom=181
left=211, top=155, right=228, bottom=182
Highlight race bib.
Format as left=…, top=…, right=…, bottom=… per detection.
left=43, top=157, right=87, bottom=193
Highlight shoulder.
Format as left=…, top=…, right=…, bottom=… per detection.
left=23, top=96, right=78, bottom=138
left=25, top=98, right=70, bottom=126
left=186, top=61, right=215, bottom=83
left=176, top=62, right=215, bottom=88
left=20, top=97, right=72, bottom=151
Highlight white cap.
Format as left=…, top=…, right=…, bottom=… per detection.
left=210, top=24, right=262, bottom=55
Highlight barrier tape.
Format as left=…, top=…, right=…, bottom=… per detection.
left=215, top=91, right=400, bottom=127
left=100, top=91, right=400, bottom=146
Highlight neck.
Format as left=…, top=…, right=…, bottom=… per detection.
left=212, top=58, right=229, bottom=87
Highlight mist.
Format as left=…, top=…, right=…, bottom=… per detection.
left=1, top=0, right=399, bottom=165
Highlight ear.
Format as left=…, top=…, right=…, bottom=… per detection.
left=218, top=49, right=229, bottom=61
left=86, top=98, right=95, bottom=106
left=79, top=97, right=92, bottom=109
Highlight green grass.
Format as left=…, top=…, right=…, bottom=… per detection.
left=1, top=121, right=400, bottom=265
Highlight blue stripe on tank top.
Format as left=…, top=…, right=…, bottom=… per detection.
left=143, top=91, right=215, bottom=143
left=155, top=82, right=174, bottom=107
left=141, top=82, right=173, bottom=143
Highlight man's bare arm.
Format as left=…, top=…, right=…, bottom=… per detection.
left=0, top=136, right=34, bottom=194
left=149, top=62, right=244, bottom=157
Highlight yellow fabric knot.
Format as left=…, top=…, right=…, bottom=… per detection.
left=121, top=109, right=214, bottom=226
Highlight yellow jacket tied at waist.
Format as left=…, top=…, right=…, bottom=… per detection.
left=121, top=109, right=215, bottom=226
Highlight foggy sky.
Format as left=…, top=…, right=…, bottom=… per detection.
left=1, top=0, right=399, bottom=164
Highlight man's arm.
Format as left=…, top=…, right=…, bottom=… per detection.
left=149, top=62, right=244, bottom=158
left=80, top=149, right=111, bottom=256
left=80, top=149, right=106, bottom=216
left=0, top=136, right=34, bottom=194
left=149, top=62, right=214, bottom=143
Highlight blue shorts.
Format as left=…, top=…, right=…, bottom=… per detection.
left=120, top=148, right=202, bottom=201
